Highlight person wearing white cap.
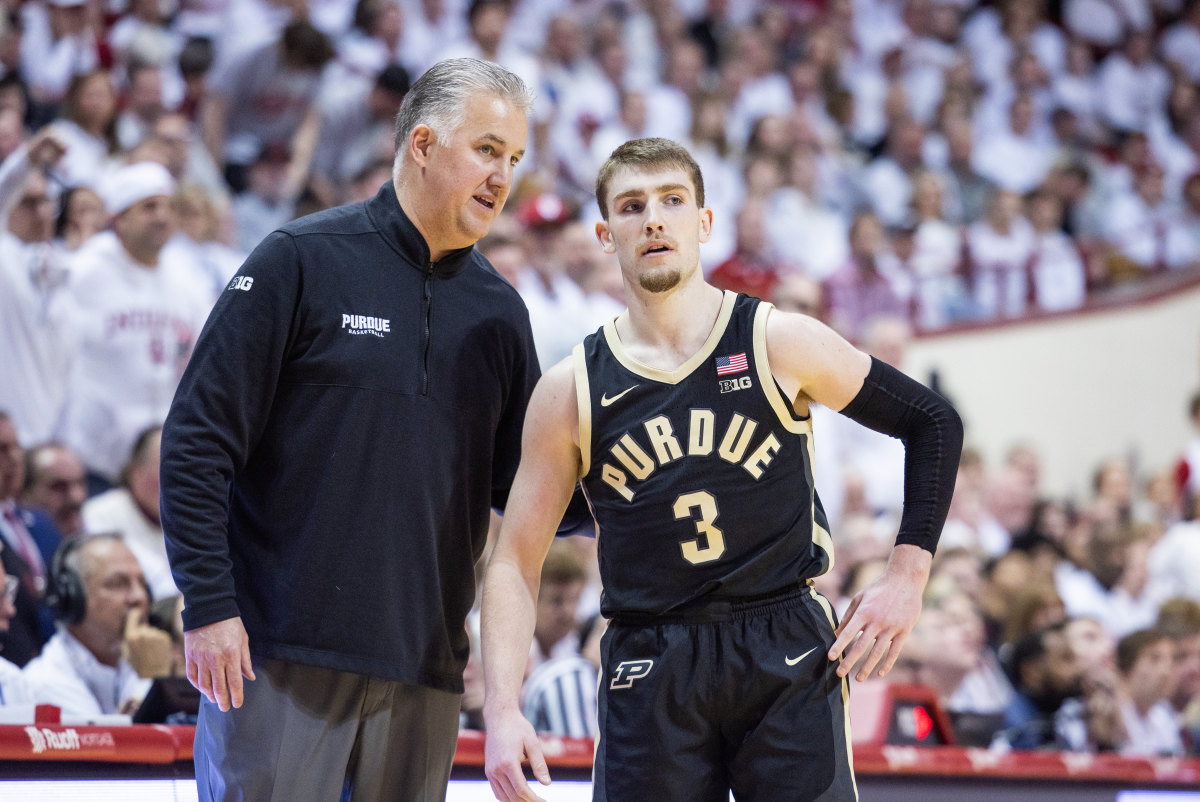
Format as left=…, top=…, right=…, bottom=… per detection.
left=58, top=160, right=212, bottom=490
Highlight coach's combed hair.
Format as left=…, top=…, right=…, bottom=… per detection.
left=393, top=58, right=533, bottom=152
left=594, top=137, right=706, bottom=221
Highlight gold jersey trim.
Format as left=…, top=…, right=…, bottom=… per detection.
left=572, top=343, right=592, bottom=479
left=809, top=586, right=860, bottom=801
left=601, top=290, right=738, bottom=384
left=751, top=302, right=813, bottom=435
left=805, top=431, right=836, bottom=575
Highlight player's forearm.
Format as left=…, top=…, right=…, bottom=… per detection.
left=481, top=558, right=539, bottom=717
left=838, top=357, right=964, bottom=553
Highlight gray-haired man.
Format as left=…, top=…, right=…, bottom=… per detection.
left=161, top=58, right=539, bottom=800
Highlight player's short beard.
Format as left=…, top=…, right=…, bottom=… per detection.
left=639, top=267, right=682, bottom=293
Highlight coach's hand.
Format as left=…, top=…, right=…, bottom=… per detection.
left=184, top=616, right=256, bottom=712
left=828, top=544, right=931, bottom=681
left=484, top=708, right=551, bottom=802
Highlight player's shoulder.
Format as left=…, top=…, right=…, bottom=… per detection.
left=763, top=304, right=835, bottom=345
left=535, top=354, right=578, bottom=402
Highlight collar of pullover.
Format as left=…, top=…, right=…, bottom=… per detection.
left=366, top=181, right=475, bottom=278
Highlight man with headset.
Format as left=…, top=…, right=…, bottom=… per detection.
left=22, top=533, right=172, bottom=715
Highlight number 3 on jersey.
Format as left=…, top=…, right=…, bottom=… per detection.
left=673, top=490, right=726, bottom=564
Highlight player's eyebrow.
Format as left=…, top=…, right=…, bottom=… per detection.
left=611, top=183, right=691, bottom=204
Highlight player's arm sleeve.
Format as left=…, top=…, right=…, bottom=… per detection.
left=160, top=232, right=301, bottom=631
left=836, top=356, right=964, bottom=554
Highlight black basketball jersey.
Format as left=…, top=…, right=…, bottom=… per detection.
left=575, top=291, right=835, bottom=616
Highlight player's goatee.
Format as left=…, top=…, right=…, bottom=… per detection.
left=640, top=268, right=681, bottom=293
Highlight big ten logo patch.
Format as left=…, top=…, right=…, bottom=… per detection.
left=719, top=376, right=753, bottom=394
left=610, top=659, right=655, bottom=689
left=228, top=276, right=254, bottom=292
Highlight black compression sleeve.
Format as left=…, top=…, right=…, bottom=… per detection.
left=837, top=357, right=964, bottom=554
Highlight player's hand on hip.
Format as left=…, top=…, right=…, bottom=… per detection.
left=184, top=616, right=256, bottom=712
left=828, top=544, right=931, bottom=681
left=484, top=710, right=551, bottom=802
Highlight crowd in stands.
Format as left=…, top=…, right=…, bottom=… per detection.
left=2, top=0, right=1200, bottom=759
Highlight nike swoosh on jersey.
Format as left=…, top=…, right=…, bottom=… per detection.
left=600, top=385, right=639, bottom=406
left=785, top=646, right=819, bottom=667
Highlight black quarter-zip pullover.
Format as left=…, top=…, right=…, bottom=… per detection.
left=161, top=182, right=540, bottom=692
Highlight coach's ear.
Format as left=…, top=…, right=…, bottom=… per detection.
left=408, top=124, right=435, bottom=168
left=596, top=220, right=616, bottom=254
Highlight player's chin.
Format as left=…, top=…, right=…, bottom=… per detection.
left=638, top=266, right=682, bottom=293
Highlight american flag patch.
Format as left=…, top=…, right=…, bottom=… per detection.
left=715, top=352, right=748, bottom=375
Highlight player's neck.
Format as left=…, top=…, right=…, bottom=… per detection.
left=617, top=278, right=724, bottom=368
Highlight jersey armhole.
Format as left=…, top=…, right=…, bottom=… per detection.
left=752, top=302, right=813, bottom=435
left=572, top=343, right=591, bottom=478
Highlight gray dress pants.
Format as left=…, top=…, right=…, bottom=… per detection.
left=194, top=658, right=462, bottom=802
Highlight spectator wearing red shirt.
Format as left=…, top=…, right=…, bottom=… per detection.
left=708, top=196, right=792, bottom=300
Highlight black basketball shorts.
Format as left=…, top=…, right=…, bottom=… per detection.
left=593, top=586, right=857, bottom=802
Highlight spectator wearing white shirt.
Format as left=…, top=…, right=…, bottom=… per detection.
left=643, top=37, right=706, bottom=145
left=23, top=534, right=171, bottom=716
left=114, top=63, right=168, bottom=153
left=1116, top=628, right=1185, bottom=756
left=1162, top=0, right=1200, bottom=82
left=0, top=131, right=75, bottom=447
left=909, top=170, right=967, bottom=329
left=1064, top=0, right=1153, bottom=49
left=1053, top=38, right=1103, bottom=142
left=82, top=426, right=177, bottom=602
left=1102, top=161, right=1186, bottom=276
left=393, top=0, right=467, bottom=75
left=974, top=93, right=1054, bottom=194
left=440, top=0, right=549, bottom=165
left=1025, top=188, right=1087, bottom=312
left=725, top=27, right=792, bottom=148
left=510, top=194, right=597, bottom=371
left=331, top=0, right=407, bottom=86
left=860, top=115, right=927, bottom=228
left=50, top=70, right=119, bottom=190
left=1097, top=32, right=1171, bottom=136
left=59, top=162, right=212, bottom=486
left=18, top=0, right=99, bottom=107
left=965, top=188, right=1036, bottom=319
left=1056, top=520, right=1159, bottom=639
left=938, top=114, right=995, bottom=225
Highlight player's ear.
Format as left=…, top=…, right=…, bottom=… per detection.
left=698, top=206, right=713, bottom=244
left=595, top=220, right=616, bottom=254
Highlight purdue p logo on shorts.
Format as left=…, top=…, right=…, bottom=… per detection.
left=610, top=659, right=655, bottom=689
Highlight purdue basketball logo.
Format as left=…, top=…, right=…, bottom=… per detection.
left=610, top=659, right=655, bottom=689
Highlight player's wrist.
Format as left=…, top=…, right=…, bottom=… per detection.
left=886, top=543, right=932, bottom=581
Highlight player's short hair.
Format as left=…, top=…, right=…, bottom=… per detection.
left=393, top=58, right=533, bottom=152
left=594, top=137, right=705, bottom=222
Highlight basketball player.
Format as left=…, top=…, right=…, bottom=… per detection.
left=482, top=138, right=963, bottom=801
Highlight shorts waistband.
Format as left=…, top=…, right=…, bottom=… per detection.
left=610, top=584, right=816, bottom=626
